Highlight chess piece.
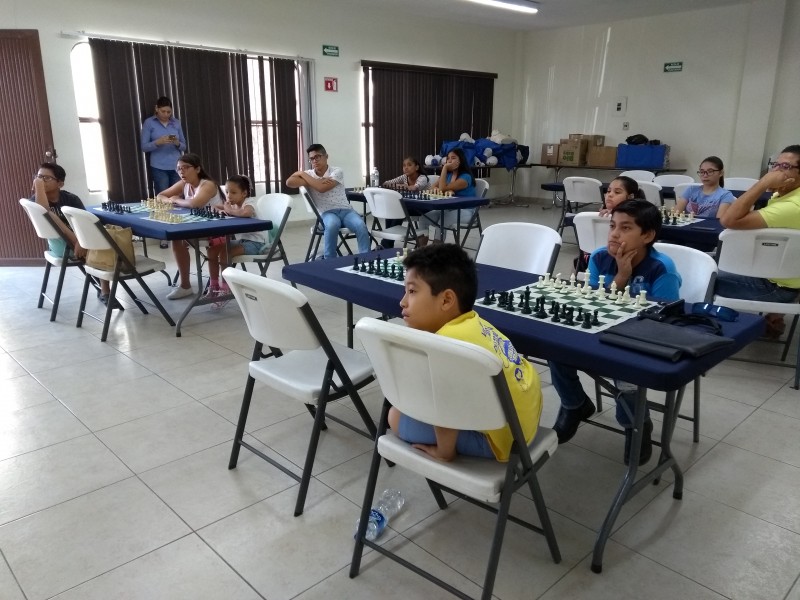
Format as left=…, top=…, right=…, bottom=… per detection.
left=534, top=297, right=547, bottom=319
left=537, top=275, right=544, bottom=289
left=353, top=257, right=360, bottom=271
left=506, top=291, right=516, bottom=312
left=581, top=314, right=592, bottom=329
left=610, top=281, right=617, bottom=296
left=598, top=274, right=606, bottom=289
left=638, top=290, right=647, bottom=306
left=591, top=310, right=600, bottom=326
left=623, top=285, right=631, bottom=301
left=482, top=289, right=493, bottom=305
left=564, top=307, right=575, bottom=326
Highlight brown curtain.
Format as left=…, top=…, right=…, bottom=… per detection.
left=89, top=38, right=252, bottom=201
left=272, top=58, right=301, bottom=194
left=363, top=61, right=496, bottom=186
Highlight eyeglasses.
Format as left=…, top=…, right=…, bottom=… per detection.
left=176, top=165, right=195, bottom=172
left=768, top=162, right=800, bottom=171
left=691, top=302, right=739, bottom=322
left=35, top=174, right=57, bottom=182
left=697, top=169, right=720, bottom=176
left=308, top=154, right=325, bottom=162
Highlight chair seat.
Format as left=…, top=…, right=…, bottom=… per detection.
left=44, top=250, right=72, bottom=267
left=714, top=295, right=800, bottom=315
left=84, top=255, right=167, bottom=280
left=377, top=427, right=557, bottom=504
left=372, top=225, right=412, bottom=241
left=249, top=343, right=374, bottom=403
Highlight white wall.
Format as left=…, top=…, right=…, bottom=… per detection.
left=511, top=0, right=795, bottom=198
left=1, top=0, right=520, bottom=207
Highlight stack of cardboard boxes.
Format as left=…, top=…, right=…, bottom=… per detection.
left=540, top=134, right=618, bottom=167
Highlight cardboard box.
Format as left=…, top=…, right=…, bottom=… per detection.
left=558, top=139, right=588, bottom=166
left=570, top=133, right=605, bottom=146
left=587, top=146, right=617, bottom=167
left=540, top=143, right=560, bottom=165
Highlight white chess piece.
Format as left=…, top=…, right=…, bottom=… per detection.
left=610, top=281, right=617, bottom=296
left=624, top=285, right=631, bottom=302
left=615, top=291, right=624, bottom=304
left=569, top=273, right=576, bottom=288
left=638, top=290, right=647, bottom=306
left=537, top=275, right=544, bottom=288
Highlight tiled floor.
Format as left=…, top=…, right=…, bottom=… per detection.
left=2, top=198, right=800, bottom=599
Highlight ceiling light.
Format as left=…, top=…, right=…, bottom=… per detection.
left=465, top=0, right=539, bottom=14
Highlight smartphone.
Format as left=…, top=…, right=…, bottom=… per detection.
left=169, top=134, right=177, bottom=141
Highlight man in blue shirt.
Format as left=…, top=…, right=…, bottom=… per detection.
left=549, top=200, right=682, bottom=465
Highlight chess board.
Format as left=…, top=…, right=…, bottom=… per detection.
left=337, top=255, right=406, bottom=284
left=98, top=204, right=150, bottom=214
left=480, top=282, right=652, bottom=333
left=663, top=217, right=706, bottom=228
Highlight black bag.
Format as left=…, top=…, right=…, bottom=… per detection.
left=625, top=134, right=649, bottom=145
left=599, top=316, right=734, bottom=362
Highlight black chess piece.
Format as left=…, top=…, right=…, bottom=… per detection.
left=551, top=308, right=561, bottom=323
left=581, top=315, right=593, bottom=329
left=395, top=266, right=404, bottom=281
left=671, top=215, right=678, bottom=226
left=534, top=297, right=547, bottom=319
left=482, top=289, right=492, bottom=305
left=367, top=260, right=375, bottom=274
left=591, top=310, right=600, bottom=326
left=549, top=301, right=557, bottom=315
left=490, top=289, right=496, bottom=303
left=353, top=257, right=359, bottom=271
left=498, top=291, right=508, bottom=309
left=506, top=291, right=516, bottom=312
left=382, top=259, right=389, bottom=277
left=390, top=264, right=396, bottom=278
left=576, top=307, right=584, bottom=322
left=360, top=260, right=367, bottom=273
left=663, top=214, right=670, bottom=225
left=564, top=307, right=575, bottom=326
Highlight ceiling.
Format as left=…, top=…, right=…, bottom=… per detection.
left=357, top=0, right=751, bottom=31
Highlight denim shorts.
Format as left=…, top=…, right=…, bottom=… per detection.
left=397, top=414, right=495, bottom=458
left=232, top=239, right=265, bottom=255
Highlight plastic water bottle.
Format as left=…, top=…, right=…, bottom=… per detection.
left=370, top=166, right=380, bottom=187
left=355, top=489, right=404, bottom=541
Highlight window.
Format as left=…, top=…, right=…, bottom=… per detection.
left=70, top=42, right=108, bottom=192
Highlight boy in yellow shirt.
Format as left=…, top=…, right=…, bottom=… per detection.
left=387, top=244, right=542, bottom=462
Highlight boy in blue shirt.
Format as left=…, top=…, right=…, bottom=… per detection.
left=549, top=199, right=681, bottom=465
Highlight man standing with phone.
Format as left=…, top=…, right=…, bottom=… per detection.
left=141, top=96, right=187, bottom=246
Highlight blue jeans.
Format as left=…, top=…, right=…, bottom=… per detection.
left=715, top=272, right=799, bottom=303
left=548, top=361, right=645, bottom=428
left=151, top=167, right=180, bottom=195
left=321, top=209, right=371, bottom=259
left=397, top=414, right=495, bottom=458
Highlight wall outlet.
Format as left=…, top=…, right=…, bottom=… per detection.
left=622, top=121, right=630, bottom=131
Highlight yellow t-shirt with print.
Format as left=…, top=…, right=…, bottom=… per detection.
left=759, top=186, right=800, bottom=289
left=437, top=311, right=542, bottom=461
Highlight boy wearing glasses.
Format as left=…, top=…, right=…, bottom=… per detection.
left=717, top=145, right=800, bottom=335
left=286, top=144, right=371, bottom=259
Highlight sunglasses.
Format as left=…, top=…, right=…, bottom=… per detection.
left=691, top=302, right=739, bottom=322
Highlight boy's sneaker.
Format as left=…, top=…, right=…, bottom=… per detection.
left=167, top=286, right=194, bottom=300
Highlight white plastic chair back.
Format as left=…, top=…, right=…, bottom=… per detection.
left=716, top=229, right=800, bottom=280
left=637, top=181, right=663, bottom=206
left=653, top=242, right=717, bottom=303
left=362, top=187, right=406, bottom=220
left=477, top=223, right=561, bottom=275
left=299, top=186, right=318, bottom=218
left=724, top=177, right=759, bottom=192
left=673, top=183, right=701, bottom=204
left=223, top=268, right=319, bottom=350
left=355, top=318, right=507, bottom=431
left=563, top=177, right=603, bottom=207
left=60, top=206, right=111, bottom=251
left=255, top=193, right=291, bottom=224
left=475, top=178, right=490, bottom=198
left=19, top=199, right=62, bottom=240
left=653, top=174, right=695, bottom=187
left=620, top=170, right=655, bottom=182
left=572, top=212, right=609, bottom=254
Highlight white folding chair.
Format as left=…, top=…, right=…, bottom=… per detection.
left=223, top=268, right=377, bottom=516
left=620, top=170, right=655, bottom=182
left=361, top=187, right=416, bottom=249
left=476, top=222, right=561, bottom=275
left=230, top=193, right=292, bottom=279
left=713, top=228, right=800, bottom=389
left=443, top=178, right=488, bottom=249
left=572, top=212, right=609, bottom=281
left=559, top=177, right=603, bottom=235
left=61, top=206, right=175, bottom=342
left=637, top=181, right=663, bottom=207
left=350, top=318, right=560, bottom=600
left=653, top=174, right=695, bottom=187
left=654, top=242, right=718, bottom=441
left=300, top=186, right=356, bottom=261
left=19, top=199, right=89, bottom=322
left=724, top=177, right=759, bottom=192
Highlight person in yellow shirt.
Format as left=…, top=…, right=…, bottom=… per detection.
left=387, top=244, right=542, bottom=462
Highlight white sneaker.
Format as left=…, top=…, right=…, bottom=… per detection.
left=167, top=286, right=194, bottom=300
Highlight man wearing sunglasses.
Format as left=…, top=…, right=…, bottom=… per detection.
left=717, top=145, right=800, bottom=336
left=287, top=144, right=371, bottom=259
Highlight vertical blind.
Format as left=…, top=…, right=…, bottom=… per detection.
left=362, top=61, right=496, bottom=185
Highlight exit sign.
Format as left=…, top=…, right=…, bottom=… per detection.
left=664, top=62, right=683, bottom=73
left=322, top=45, right=339, bottom=57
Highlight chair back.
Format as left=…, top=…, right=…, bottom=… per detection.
left=563, top=177, right=603, bottom=206
left=476, top=223, right=561, bottom=274
left=723, top=177, right=759, bottom=192
left=572, top=212, right=609, bottom=254
left=60, top=206, right=112, bottom=251
left=475, top=178, right=490, bottom=198
left=653, top=174, right=695, bottom=187
left=299, top=186, right=323, bottom=221
left=362, top=187, right=407, bottom=220
left=224, top=268, right=321, bottom=350
left=19, top=199, right=62, bottom=240
left=620, top=170, right=655, bottom=182
left=672, top=183, right=701, bottom=207
left=717, top=228, right=800, bottom=280
left=637, top=181, right=663, bottom=206
left=256, top=193, right=292, bottom=240
left=653, top=242, right=717, bottom=303
left=355, top=318, right=508, bottom=431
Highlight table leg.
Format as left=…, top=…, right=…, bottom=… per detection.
left=347, top=302, right=354, bottom=348
left=175, top=241, right=206, bottom=337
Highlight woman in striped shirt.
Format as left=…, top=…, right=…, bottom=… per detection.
left=382, top=156, right=430, bottom=190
